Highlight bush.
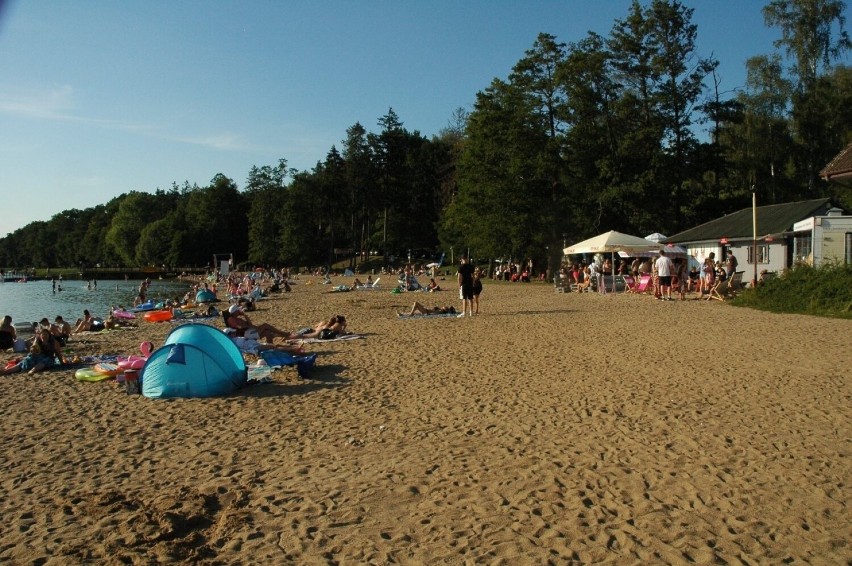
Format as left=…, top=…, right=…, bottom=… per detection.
left=731, top=263, right=852, bottom=318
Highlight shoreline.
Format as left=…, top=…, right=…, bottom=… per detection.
left=1, top=281, right=850, bottom=564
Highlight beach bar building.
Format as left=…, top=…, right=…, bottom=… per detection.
left=666, top=198, right=852, bottom=275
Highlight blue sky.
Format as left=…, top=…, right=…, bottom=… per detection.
left=0, top=1, right=846, bottom=237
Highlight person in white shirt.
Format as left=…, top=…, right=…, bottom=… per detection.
left=654, top=250, right=675, bottom=301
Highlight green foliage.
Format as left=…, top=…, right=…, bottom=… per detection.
left=731, top=263, right=852, bottom=317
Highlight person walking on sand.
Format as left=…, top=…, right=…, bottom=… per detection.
left=457, top=256, right=474, bottom=317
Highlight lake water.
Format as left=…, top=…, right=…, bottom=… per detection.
left=0, top=279, right=195, bottom=325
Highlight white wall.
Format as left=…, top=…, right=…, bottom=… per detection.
left=815, top=217, right=852, bottom=265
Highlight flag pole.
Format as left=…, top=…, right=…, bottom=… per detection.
left=752, top=186, right=758, bottom=288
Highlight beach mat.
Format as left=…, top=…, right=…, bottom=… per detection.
left=397, top=312, right=458, bottom=319
left=297, top=334, right=364, bottom=344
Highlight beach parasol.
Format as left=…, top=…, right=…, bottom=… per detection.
left=564, top=231, right=661, bottom=292
left=563, top=231, right=662, bottom=256
left=645, top=232, right=667, bottom=243
left=620, top=243, right=688, bottom=258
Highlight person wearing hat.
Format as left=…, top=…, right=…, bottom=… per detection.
left=223, top=303, right=294, bottom=343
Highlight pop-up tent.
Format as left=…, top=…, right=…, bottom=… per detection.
left=141, top=323, right=247, bottom=398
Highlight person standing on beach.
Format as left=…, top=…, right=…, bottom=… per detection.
left=457, top=256, right=474, bottom=317
left=472, top=267, right=483, bottom=314
left=655, top=250, right=674, bottom=301
left=725, top=251, right=738, bottom=278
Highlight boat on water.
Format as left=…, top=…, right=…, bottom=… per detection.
left=1, top=272, right=32, bottom=282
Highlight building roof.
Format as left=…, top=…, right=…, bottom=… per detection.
left=821, top=142, right=852, bottom=181
left=666, top=198, right=839, bottom=243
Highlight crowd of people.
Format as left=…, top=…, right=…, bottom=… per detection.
left=556, top=249, right=741, bottom=300
left=0, top=315, right=68, bottom=375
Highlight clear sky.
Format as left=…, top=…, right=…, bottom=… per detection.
left=0, top=0, right=846, bottom=237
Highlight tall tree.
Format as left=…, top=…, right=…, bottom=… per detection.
left=342, top=122, right=375, bottom=265
left=245, top=160, right=292, bottom=265
left=510, top=33, right=571, bottom=275
left=370, top=108, right=408, bottom=259
left=763, top=0, right=852, bottom=190
left=607, top=0, right=714, bottom=233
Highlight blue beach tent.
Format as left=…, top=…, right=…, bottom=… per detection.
left=141, top=323, right=246, bottom=398
left=195, top=289, right=217, bottom=303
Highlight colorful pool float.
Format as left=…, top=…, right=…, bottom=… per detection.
left=143, top=310, right=173, bottom=323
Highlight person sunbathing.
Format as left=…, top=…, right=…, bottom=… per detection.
left=224, top=304, right=294, bottom=343
left=226, top=331, right=305, bottom=355
left=72, top=309, right=97, bottom=334
left=398, top=302, right=456, bottom=316
left=295, top=315, right=348, bottom=339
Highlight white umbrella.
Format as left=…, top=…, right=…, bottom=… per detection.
left=564, top=231, right=661, bottom=292
left=621, top=243, right=688, bottom=258
left=645, top=232, right=667, bottom=243
left=563, top=230, right=662, bottom=256
left=426, top=262, right=441, bottom=268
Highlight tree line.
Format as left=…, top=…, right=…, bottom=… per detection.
left=1, top=0, right=849, bottom=275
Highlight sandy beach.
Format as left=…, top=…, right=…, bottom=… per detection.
left=1, top=279, right=849, bottom=565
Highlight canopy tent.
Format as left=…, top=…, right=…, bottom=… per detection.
left=563, top=231, right=661, bottom=292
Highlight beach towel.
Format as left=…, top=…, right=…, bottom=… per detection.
left=397, top=312, right=458, bottom=319
left=247, top=365, right=273, bottom=383
left=297, top=334, right=365, bottom=344
left=325, top=285, right=352, bottom=293
left=259, top=351, right=317, bottom=378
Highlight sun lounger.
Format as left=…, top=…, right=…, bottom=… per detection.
left=355, top=278, right=381, bottom=290
left=729, top=271, right=744, bottom=292
left=707, top=278, right=730, bottom=301
left=623, top=275, right=639, bottom=293
left=635, top=274, right=652, bottom=293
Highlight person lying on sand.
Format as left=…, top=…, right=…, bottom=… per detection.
left=398, top=302, right=456, bottom=316
left=225, top=330, right=305, bottom=355
left=224, top=304, right=295, bottom=343
left=294, top=315, right=347, bottom=339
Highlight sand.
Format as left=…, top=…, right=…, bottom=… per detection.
left=0, top=279, right=849, bottom=565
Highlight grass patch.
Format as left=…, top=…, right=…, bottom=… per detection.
left=730, top=263, right=852, bottom=318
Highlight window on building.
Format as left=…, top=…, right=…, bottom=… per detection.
left=846, top=233, right=851, bottom=265
left=747, top=244, right=769, bottom=264
left=794, top=234, right=812, bottom=264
